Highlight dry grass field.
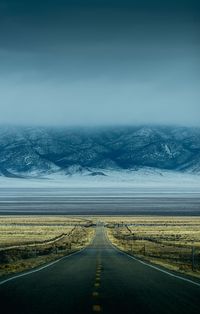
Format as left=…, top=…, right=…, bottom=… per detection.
left=1, top=215, right=200, bottom=280
left=0, top=216, right=94, bottom=277
left=105, top=216, right=200, bottom=279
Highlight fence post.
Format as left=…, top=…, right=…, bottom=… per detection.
left=192, top=246, right=195, bottom=271
left=33, top=248, right=36, bottom=258
left=144, top=243, right=146, bottom=256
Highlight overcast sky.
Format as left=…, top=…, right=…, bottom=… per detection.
left=0, top=0, right=199, bottom=126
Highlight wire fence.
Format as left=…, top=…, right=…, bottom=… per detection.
left=112, top=227, right=200, bottom=272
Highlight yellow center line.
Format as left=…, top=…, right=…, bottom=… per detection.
left=94, top=282, right=100, bottom=288
left=93, top=305, right=102, bottom=312
left=92, top=260, right=102, bottom=312
left=92, top=259, right=102, bottom=311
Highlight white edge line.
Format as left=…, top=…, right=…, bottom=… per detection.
left=104, top=228, right=200, bottom=288
left=0, top=249, right=83, bottom=286
left=0, top=232, right=96, bottom=287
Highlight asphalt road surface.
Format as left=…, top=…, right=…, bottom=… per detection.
left=0, top=226, right=200, bottom=314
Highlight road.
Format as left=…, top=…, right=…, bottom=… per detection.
left=0, top=226, right=200, bottom=314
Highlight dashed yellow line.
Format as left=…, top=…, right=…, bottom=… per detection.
left=92, top=258, right=102, bottom=312
left=93, top=305, right=102, bottom=312
left=94, top=282, right=100, bottom=288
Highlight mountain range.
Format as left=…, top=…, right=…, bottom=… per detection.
left=0, top=125, right=200, bottom=178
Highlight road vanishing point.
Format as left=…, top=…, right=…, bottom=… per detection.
left=0, top=225, right=200, bottom=314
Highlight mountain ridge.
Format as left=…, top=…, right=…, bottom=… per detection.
left=0, top=125, right=200, bottom=178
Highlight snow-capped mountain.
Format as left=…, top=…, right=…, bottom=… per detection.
left=0, top=125, right=200, bottom=178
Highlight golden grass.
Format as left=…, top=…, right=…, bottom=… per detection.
left=0, top=216, right=92, bottom=248
left=0, top=216, right=94, bottom=277
left=106, top=216, right=200, bottom=279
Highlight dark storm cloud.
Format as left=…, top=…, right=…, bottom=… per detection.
left=0, top=0, right=199, bottom=126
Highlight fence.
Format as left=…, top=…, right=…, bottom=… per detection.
left=112, top=227, right=200, bottom=272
